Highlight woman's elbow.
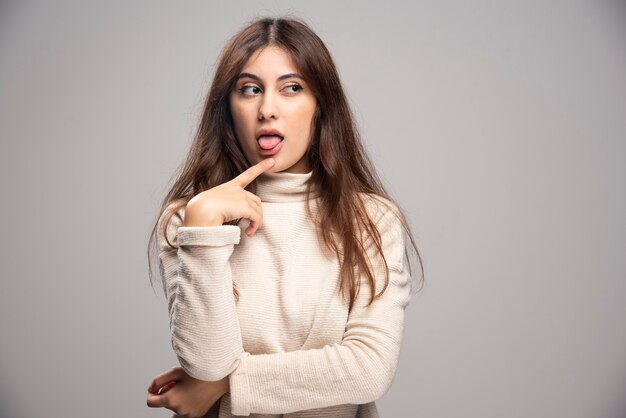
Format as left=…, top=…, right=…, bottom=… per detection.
left=366, top=365, right=397, bottom=402
left=171, top=338, right=243, bottom=382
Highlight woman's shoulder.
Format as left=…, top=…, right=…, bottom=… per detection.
left=156, top=200, right=188, bottom=251
left=357, top=192, right=403, bottom=225
left=158, top=201, right=186, bottom=228
left=357, top=192, right=408, bottom=276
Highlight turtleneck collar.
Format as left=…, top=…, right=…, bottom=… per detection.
left=253, top=170, right=319, bottom=203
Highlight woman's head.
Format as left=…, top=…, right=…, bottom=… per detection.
left=229, top=44, right=317, bottom=173
left=149, top=16, right=423, bottom=309
left=205, top=17, right=358, bottom=177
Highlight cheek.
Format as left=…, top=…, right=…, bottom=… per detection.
left=293, top=102, right=317, bottom=140
left=230, top=103, right=253, bottom=138
left=289, top=103, right=315, bottom=134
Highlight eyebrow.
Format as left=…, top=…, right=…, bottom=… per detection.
left=236, top=72, right=305, bottom=83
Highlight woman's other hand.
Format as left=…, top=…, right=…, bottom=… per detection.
left=146, top=366, right=229, bottom=417
left=183, top=157, right=275, bottom=236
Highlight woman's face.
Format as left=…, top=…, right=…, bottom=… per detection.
left=229, top=46, right=317, bottom=173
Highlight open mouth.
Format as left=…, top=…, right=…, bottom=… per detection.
left=257, top=134, right=284, bottom=150
left=255, top=128, right=285, bottom=155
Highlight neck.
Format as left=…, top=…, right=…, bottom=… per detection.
left=253, top=170, right=318, bottom=202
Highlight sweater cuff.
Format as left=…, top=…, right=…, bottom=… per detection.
left=229, top=352, right=252, bottom=416
left=177, top=225, right=241, bottom=247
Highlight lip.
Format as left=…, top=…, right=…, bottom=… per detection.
left=255, top=128, right=284, bottom=140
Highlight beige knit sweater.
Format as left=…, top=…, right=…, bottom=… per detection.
left=157, top=170, right=413, bottom=417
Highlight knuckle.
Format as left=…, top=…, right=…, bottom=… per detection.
left=169, top=399, right=179, bottom=411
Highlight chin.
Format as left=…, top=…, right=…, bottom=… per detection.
left=265, top=160, right=280, bottom=171
left=271, top=161, right=290, bottom=173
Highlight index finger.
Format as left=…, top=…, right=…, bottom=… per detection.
left=232, top=158, right=275, bottom=188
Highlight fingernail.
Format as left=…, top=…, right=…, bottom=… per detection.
left=157, top=381, right=176, bottom=395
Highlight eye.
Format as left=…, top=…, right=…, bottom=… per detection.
left=283, top=84, right=303, bottom=94
left=238, top=85, right=262, bottom=96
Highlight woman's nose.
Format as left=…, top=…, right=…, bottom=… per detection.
left=258, top=91, right=278, bottom=120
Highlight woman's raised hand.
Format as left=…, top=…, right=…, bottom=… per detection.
left=183, top=158, right=275, bottom=236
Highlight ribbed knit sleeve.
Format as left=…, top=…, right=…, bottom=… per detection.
left=156, top=206, right=245, bottom=382
left=228, top=201, right=413, bottom=415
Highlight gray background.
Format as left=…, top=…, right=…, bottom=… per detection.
left=1, top=1, right=625, bottom=417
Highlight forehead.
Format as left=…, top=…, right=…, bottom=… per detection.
left=240, top=45, right=300, bottom=76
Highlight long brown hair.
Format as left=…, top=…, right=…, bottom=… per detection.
left=147, top=16, right=424, bottom=311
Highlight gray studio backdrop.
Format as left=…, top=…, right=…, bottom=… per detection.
left=1, top=1, right=625, bottom=417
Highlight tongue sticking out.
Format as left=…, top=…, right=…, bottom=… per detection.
left=258, top=135, right=283, bottom=150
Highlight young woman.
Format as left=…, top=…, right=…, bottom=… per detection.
left=146, top=16, right=423, bottom=418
